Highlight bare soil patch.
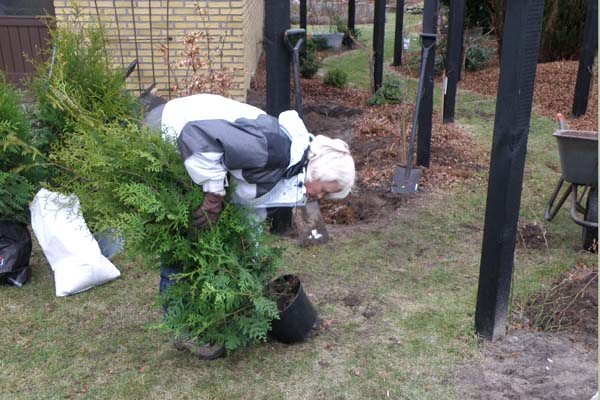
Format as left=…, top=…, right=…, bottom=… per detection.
left=516, top=221, right=550, bottom=250
left=458, top=329, right=597, bottom=400
left=459, top=262, right=598, bottom=399
left=517, top=263, right=598, bottom=340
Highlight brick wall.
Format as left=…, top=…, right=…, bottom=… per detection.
left=52, top=0, right=265, bottom=101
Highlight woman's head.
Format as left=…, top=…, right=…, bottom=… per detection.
left=306, top=135, right=355, bottom=199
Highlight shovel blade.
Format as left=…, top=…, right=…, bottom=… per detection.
left=392, top=167, right=421, bottom=194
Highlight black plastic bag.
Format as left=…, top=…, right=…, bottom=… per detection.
left=0, top=222, right=32, bottom=287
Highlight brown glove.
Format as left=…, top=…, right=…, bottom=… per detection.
left=192, top=192, right=225, bottom=229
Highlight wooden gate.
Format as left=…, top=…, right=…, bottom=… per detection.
left=0, top=1, right=54, bottom=85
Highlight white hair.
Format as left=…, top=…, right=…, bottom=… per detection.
left=306, top=135, right=355, bottom=199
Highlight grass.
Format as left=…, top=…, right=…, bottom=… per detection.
left=319, top=13, right=422, bottom=90
left=1, top=12, right=596, bottom=400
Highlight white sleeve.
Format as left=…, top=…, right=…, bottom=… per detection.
left=183, top=153, right=228, bottom=195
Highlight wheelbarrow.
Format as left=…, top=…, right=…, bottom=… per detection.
left=544, top=114, right=598, bottom=251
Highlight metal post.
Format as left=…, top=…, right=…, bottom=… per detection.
left=348, top=0, right=356, bottom=37
left=300, top=0, right=307, bottom=31
left=265, top=0, right=292, bottom=234
left=392, top=0, right=405, bottom=66
left=442, top=0, right=465, bottom=124
left=416, top=0, right=438, bottom=167
left=572, top=0, right=598, bottom=117
left=372, top=0, right=386, bottom=92
left=265, top=0, right=291, bottom=116
left=475, top=0, right=545, bottom=341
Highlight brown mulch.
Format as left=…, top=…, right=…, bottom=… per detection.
left=513, top=262, right=598, bottom=339
left=461, top=59, right=598, bottom=132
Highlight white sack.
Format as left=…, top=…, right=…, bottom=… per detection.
left=30, top=189, right=120, bottom=297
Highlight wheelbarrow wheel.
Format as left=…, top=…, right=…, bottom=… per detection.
left=582, top=186, right=598, bottom=252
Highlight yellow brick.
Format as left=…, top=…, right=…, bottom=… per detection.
left=168, top=1, right=188, bottom=7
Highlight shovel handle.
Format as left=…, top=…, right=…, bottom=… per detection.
left=405, top=33, right=437, bottom=175
left=284, top=29, right=306, bottom=52
left=420, top=33, right=437, bottom=51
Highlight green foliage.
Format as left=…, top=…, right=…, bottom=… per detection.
left=324, top=68, right=348, bottom=88
left=465, top=45, right=495, bottom=71
left=368, top=75, right=404, bottom=105
left=0, top=73, right=45, bottom=223
left=300, top=39, right=321, bottom=79
left=312, top=35, right=330, bottom=51
left=30, top=6, right=138, bottom=147
left=0, top=172, right=35, bottom=224
left=50, top=114, right=281, bottom=352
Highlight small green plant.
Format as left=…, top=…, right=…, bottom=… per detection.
left=312, top=35, right=330, bottom=51
left=324, top=68, right=348, bottom=88
left=465, top=45, right=495, bottom=71
left=300, top=39, right=321, bottom=79
left=368, top=75, right=405, bottom=105
left=0, top=73, right=45, bottom=223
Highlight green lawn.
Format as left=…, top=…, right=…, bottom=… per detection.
left=1, top=12, right=595, bottom=400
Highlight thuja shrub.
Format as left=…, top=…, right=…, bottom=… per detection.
left=465, top=45, right=495, bottom=71
left=300, top=39, right=321, bottom=79
left=0, top=73, right=44, bottom=223
left=50, top=115, right=281, bottom=351
left=30, top=6, right=138, bottom=144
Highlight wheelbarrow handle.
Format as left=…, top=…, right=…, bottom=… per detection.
left=571, top=184, right=599, bottom=229
left=544, top=177, right=571, bottom=222
left=556, top=113, right=565, bottom=130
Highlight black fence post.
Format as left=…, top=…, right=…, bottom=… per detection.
left=372, top=0, right=386, bottom=92
left=416, top=0, right=438, bottom=167
left=572, top=0, right=598, bottom=118
left=392, top=0, right=405, bottom=66
left=265, top=0, right=291, bottom=116
left=300, top=0, right=307, bottom=31
left=264, top=0, right=292, bottom=234
left=348, top=0, right=356, bottom=40
left=475, top=0, right=545, bottom=341
left=442, top=0, right=465, bottom=124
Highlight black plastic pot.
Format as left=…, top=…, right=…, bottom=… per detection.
left=269, top=274, right=318, bottom=343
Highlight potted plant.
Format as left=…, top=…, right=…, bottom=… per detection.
left=311, top=0, right=345, bottom=49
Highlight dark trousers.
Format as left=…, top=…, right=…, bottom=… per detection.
left=159, top=264, right=181, bottom=316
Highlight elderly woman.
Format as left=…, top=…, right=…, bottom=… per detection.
left=144, top=94, right=355, bottom=359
